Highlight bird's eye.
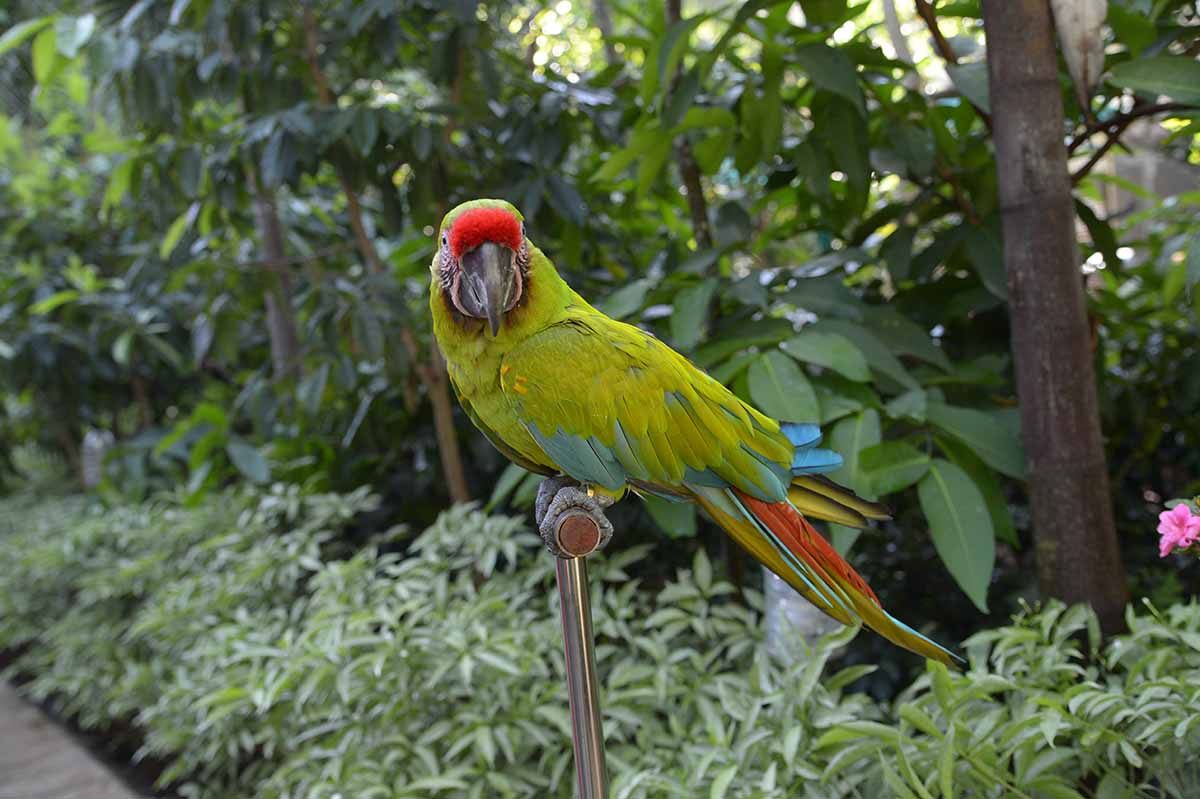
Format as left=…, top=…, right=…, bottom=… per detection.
left=441, top=233, right=448, bottom=247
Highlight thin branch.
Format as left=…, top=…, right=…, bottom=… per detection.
left=1071, top=124, right=1127, bottom=185
left=666, top=0, right=713, bottom=250
left=913, top=0, right=992, bottom=130
left=1067, top=101, right=1195, bottom=154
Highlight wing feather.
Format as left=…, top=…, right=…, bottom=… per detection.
left=499, top=316, right=794, bottom=497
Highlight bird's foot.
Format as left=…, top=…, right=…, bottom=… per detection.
left=535, top=477, right=614, bottom=558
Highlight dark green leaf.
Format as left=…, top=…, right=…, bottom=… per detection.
left=926, top=400, right=1025, bottom=479
left=546, top=176, right=587, bottom=227
left=1074, top=200, right=1119, bottom=270
left=297, top=363, right=329, bottom=416
left=351, top=109, right=379, bottom=156
left=963, top=226, right=1008, bottom=300
left=798, top=0, right=849, bottom=26
left=828, top=408, right=881, bottom=496
left=946, top=62, right=991, bottom=113
left=781, top=331, right=870, bottom=382
left=794, top=43, right=864, bottom=116
left=642, top=495, right=697, bottom=538
left=918, top=459, right=994, bottom=612
left=54, top=14, right=95, bottom=58
left=598, top=278, right=653, bottom=320
left=1108, top=56, right=1200, bottom=105
left=671, top=278, right=718, bottom=350
left=748, top=351, right=820, bottom=422
left=860, top=440, right=931, bottom=495
left=881, top=226, right=916, bottom=282
left=0, top=16, right=53, bottom=57
left=812, top=320, right=919, bottom=390
left=226, top=438, right=271, bottom=484
left=936, top=434, right=1018, bottom=547
left=885, top=389, right=927, bottom=422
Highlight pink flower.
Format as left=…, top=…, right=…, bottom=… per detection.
left=1158, top=504, right=1200, bottom=557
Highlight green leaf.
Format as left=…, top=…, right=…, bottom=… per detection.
left=598, top=279, right=653, bottom=320
left=654, top=12, right=715, bottom=102
left=939, top=724, right=956, bottom=799
left=643, top=495, right=697, bottom=539
left=812, top=320, right=918, bottom=389
left=112, top=330, right=134, bottom=366
left=963, top=226, right=1008, bottom=300
left=747, top=351, right=820, bottom=422
left=946, top=61, right=991, bottom=113
left=885, top=389, right=927, bottom=422
left=926, top=401, right=1025, bottom=479
left=1163, top=259, right=1187, bottom=303
left=54, top=14, right=95, bottom=58
left=794, top=43, right=864, bottom=116
left=780, top=331, right=870, bottom=382
left=30, top=290, right=79, bottom=315
left=1074, top=200, right=1119, bottom=270
left=351, top=109, right=379, bottom=156
left=918, top=459, right=995, bottom=612
left=1108, top=56, right=1200, bottom=105
left=814, top=95, right=870, bottom=205
left=160, top=202, right=200, bottom=259
left=710, top=765, right=738, bottom=799
left=0, top=16, right=54, bottom=57
left=671, top=278, right=718, bottom=350
left=31, top=27, right=61, bottom=85
left=261, top=127, right=294, bottom=187
left=297, top=363, right=329, bottom=415
left=861, top=308, right=951, bottom=371
left=487, top=463, right=531, bottom=511
left=798, top=0, right=849, bottom=26
left=226, top=438, right=271, bottom=484
left=828, top=408, right=881, bottom=496
left=830, top=522, right=861, bottom=555
left=1188, top=234, right=1200, bottom=294
left=102, top=157, right=136, bottom=214
left=546, top=175, right=587, bottom=227
left=881, top=226, right=916, bottom=281
left=860, top=441, right=931, bottom=495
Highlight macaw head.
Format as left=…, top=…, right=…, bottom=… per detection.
left=434, top=199, right=529, bottom=336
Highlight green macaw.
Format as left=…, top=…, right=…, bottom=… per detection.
left=430, top=198, right=959, bottom=666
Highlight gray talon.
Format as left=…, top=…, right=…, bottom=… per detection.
left=535, top=478, right=614, bottom=557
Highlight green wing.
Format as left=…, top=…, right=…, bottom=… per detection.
left=498, top=315, right=795, bottom=501
left=447, top=371, right=554, bottom=476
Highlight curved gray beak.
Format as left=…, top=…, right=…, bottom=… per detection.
left=459, top=242, right=516, bottom=336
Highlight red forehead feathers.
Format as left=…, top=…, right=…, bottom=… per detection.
left=448, top=207, right=523, bottom=258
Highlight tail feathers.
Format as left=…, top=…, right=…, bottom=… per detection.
left=791, top=475, right=891, bottom=524
left=691, top=483, right=961, bottom=667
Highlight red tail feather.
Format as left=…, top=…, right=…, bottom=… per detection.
left=735, top=490, right=880, bottom=606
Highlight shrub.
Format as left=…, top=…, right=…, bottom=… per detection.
left=1, top=487, right=1198, bottom=798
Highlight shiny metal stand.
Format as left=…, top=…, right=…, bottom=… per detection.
left=556, top=555, right=608, bottom=799
left=546, top=502, right=610, bottom=799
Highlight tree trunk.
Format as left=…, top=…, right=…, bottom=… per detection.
left=252, top=183, right=303, bottom=381
left=981, top=0, right=1128, bottom=633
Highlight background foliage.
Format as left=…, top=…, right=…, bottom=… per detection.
left=1, top=0, right=1199, bottom=793
left=2, top=483, right=1198, bottom=799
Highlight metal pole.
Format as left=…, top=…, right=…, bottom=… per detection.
left=556, top=555, right=608, bottom=799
